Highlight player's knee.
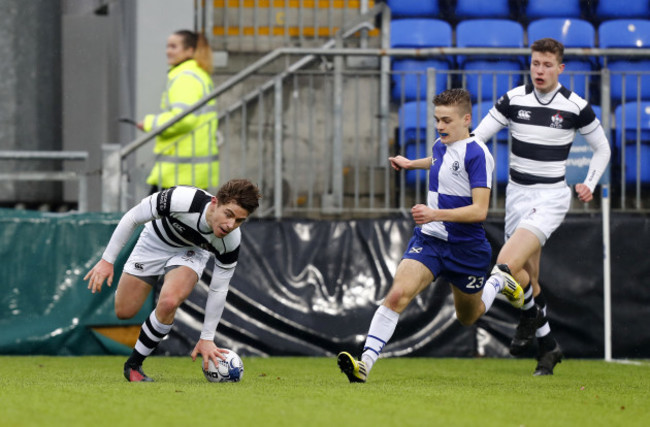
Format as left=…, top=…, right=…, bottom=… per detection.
left=384, top=289, right=406, bottom=312
left=156, top=294, right=182, bottom=317
left=455, top=311, right=479, bottom=326
left=114, top=304, right=136, bottom=320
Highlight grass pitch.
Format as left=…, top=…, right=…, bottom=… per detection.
left=1, top=356, right=648, bottom=427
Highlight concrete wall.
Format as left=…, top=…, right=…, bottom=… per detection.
left=60, top=0, right=193, bottom=210
left=0, top=0, right=62, bottom=205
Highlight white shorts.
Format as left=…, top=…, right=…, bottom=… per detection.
left=504, top=182, right=572, bottom=246
left=123, top=226, right=211, bottom=285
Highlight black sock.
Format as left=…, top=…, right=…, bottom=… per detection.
left=535, top=289, right=547, bottom=312
left=126, top=349, right=146, bottom=367
left=538, top=334, right=557, bottom=352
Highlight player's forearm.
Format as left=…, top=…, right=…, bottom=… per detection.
left=583, top=126, right=612, bottom=192
left=409, top=156, right=433, bottom=170
left=200, top=288, right=227, bottom=341
left=431, top=203, right=488, bottom=223
left=102, top=196, right=156, bottom=263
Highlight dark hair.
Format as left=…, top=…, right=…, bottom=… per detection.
left=433, top=88, right=472, bottom=116
left=531, top=38, right=564, bottom=63
left=174, top=30, right=213, bottom=74
left=216, top=179, right=261, bottom=214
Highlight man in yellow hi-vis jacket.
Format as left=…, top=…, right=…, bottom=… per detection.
left=139, top=30, right=218, bottom=192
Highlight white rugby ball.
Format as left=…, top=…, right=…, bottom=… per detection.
left=202, top=350, right=244, bottom=383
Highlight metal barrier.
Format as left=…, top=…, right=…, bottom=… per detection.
left=0, top=150, right=89, bottom=212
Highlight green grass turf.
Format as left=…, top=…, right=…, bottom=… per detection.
left=1, top=356, right=649, bottom=427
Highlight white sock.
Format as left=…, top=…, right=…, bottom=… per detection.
left=361, top=305, right=399, bottom=372
left=481, top=276, right=501, bottom=314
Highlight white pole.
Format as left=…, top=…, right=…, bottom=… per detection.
left=602, top=184, right=612, bottom=362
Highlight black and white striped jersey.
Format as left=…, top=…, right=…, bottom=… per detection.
left=147, top=186, right=240, bottom=269
left=483, top=84, right=601, bottom=186
left=102, top=186, right=239, bottom=269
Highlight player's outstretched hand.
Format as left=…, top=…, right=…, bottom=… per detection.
left=389, top=155, right=411, bottom=171
left=192, top=339, right=229, bottom=371
left=575, top=183, right=593, bottom=203
left=84, top=259, right=114, bottom=294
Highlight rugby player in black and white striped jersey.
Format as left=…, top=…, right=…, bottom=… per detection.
left=473, top=38, right=611, bottom=376
left=84, top=179, right=261, bottom=382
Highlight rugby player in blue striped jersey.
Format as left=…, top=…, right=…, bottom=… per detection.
left=338, top=89, right=524, bottom=383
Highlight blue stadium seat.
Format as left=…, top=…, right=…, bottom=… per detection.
left=391, top=59, right=451, bottom=102
left=525, top=0, right=583, bottom=19
left=398, top=101, right=429, bottom=188
left=599, top=19, right=650, bottom=48
left=596, top=0, right=650, bottom=20
left=462, top=60, right=523, bottom=103
left=390, top=19, right=453, bottom=102
left=456, top=19, right=525, bottom=66
left=599, top=20, right=650, bottom=104
left=528, top=18, right=595, bottom=49
left=398, top=101, right=428, bottom=143
left=404, top=142, right=429, bottom=188
left=614, top=101, right=650, bottom=184
left=456, top=19, right=525, bottom=102
left=390, top=19, right=452, bottom=48
left=472, top=101, right=509, bottom=183
left=528, top=18, right=597, bottom=98
left=387, top=0, right=441, bottom=18
left=455, top=0, right=511, bottom=19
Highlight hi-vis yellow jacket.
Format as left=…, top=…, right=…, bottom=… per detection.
left=143, top=59, right=218, bottom=189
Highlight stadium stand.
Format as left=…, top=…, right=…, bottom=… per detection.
left=528, top=18, right=597, bottom=97
left=598, top=19, right=650, bottom=104
left=390, top=19, right=453, bottom=102
left=456, top=19, right=525, bottom=101
left=614, top=101, right=650, bottom=184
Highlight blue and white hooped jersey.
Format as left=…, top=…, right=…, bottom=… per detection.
left=421, top=136, right=494, bottom=243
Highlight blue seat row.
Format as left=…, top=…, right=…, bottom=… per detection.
left=387, top=0, right=650, bottom=23
left=391, top=18, right=650, bottom=103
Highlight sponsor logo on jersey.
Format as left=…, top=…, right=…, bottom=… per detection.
left=550, top=112, right=564, bottom=128
left=172, top=222, right=185, bottom=233
left=517, top=110, right=531, bottom=120
left=134, top=262, right=144, bottom=270
left=409, top=246, right=423, bottom=254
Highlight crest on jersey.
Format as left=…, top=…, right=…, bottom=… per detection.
left=450, top=161, right=461, bottom=176
left=409, top=246, right=423, bottom=254
left=550, top=112, right=564, bottom=128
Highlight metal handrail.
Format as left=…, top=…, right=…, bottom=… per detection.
left=0, top=150, right=89, bottom=212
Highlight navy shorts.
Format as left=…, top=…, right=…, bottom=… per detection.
left=402, top=227, right=491, bottom=294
